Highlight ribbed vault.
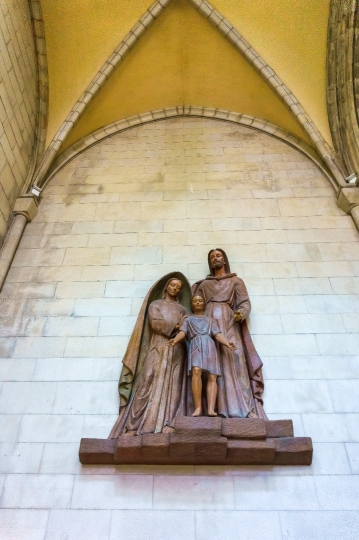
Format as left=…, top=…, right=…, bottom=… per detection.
left=62, top=0, right=311, bottom=153
left=30, top=0, right=347, bottom=193
left=40, top=0, right=331, bottom=147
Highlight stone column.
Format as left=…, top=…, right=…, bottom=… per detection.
left=350, top=205, right=359, bottom=231
left=0, top=195, right=38, bottom=290
left=327, top=0, right=359, bottom=178
left=337, top=186, right=359, bottom=232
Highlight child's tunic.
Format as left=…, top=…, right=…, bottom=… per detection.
left=180, top=315, right=221, bottom=376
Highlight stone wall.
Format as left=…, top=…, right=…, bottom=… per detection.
left=0, top=117, right=359, bottom=539
left=0, top=0, right=38, bottom=245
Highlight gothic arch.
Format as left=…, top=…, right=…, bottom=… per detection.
left=327, top=0, right=359, bottom=178
left=31, top=0, right=344, bottom=190
left=26, top=0, right=49, bottom=180
left=42, top=107, right=336, bottom=192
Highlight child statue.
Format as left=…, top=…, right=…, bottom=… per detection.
left=168, top=294, right=236, bottom=417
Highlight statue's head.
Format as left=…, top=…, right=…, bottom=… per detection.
left=190, top=294, right=205, bottom=313
left=208, top=248, right=231, bottom=275
left=162, top=278, right=183, bottom=301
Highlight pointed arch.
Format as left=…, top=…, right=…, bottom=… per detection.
left=327, top=0, right=359, bottom=178
left=191, top=0, right=343, bottom=186
left=41, top=107, right=336, bottom=192
left=17, top=0, right=49, bottom=195
left=27, top=1, right=49, bottom=179
left=30, top=0, right=344, bottom=190
left=31, top=0, right=171, bottom=189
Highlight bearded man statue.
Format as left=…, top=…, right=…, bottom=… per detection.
left=192, top=248, right=267, bottom=419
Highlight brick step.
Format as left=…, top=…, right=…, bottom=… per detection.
left=79, top=417, right=312, bottom=466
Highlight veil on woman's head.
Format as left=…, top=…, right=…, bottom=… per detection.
left=160, top=277, right=184, bottom=302
left=207, top=248, right=231, bottom=276
left=116, top=271, right=191, bottom=408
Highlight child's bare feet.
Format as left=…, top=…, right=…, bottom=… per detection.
left=208, top=410, right=218, bottom=416
left=191, top=408, right=202, bottom=417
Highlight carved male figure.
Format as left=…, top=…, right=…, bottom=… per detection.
left=192, top=249, right=267, bottom=418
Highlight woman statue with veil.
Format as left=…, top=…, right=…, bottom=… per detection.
left=109, top=272, right=191, bottom=438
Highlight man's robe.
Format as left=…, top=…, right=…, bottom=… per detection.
left=192, top=273, right=267, bottom=418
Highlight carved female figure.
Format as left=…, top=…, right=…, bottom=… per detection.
left=110, top=273, right=191, bottom=438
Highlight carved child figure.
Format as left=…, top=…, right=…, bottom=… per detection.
left=168, top=295, right=236, bottom=417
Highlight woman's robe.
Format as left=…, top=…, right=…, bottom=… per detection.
left=110, top=272, right=191, bottom=438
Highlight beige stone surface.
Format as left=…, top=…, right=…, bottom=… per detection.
left=0, top=118, right=358, bottom=538
left=43, top=317, right=99, bottom=337
left=55, top=282, right=105, bottom=299
left=0, top=0, right=38, bottom=246
left=12, top=248, right=66, bottom=267
left=37, top=266, right=83, bottom=283
left=0, top=509, right=49, bottom=540
left=81, top=265, right=134, bottom=282
left=63, top=247, right=111, bottom=266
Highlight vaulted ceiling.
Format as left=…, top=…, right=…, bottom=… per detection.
left=40, top=0, right=331, bottom=155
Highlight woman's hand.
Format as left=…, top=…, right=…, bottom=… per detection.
left=233, top=310, right=243, bottom=323
left=174, top=323, right=180, bottom=331
left=225, top=341, right=236, bottom=351
left=167, top=339, right=175, bottom=348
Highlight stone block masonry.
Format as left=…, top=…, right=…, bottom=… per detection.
left=80, top=417, right=312, bottom=466
left=0, top=0, right=38, bottom=246
left=0, top=117, right=358, bottom=539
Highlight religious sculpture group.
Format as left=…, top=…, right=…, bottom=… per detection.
left=79, top=249, right=313, bottom=466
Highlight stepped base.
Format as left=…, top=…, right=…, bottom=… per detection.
left=79, top=417, right=312, bottom=466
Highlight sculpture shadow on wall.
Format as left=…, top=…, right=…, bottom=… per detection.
left=79, top=250, right=312, bottom=467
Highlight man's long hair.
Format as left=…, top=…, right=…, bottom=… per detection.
left=207, top=248, right=231, bottom=276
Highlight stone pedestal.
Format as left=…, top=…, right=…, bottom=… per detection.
left=79, top=416, right=313, bottom=466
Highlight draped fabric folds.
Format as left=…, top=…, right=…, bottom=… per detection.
left=192, top=273, right=267, bottom=419
left=109, top=267, right=268, bottom=439
left=109, top=272, right=191, bottom=438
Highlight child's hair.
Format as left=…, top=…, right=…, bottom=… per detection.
left=190, top=294, right=206, bottom=313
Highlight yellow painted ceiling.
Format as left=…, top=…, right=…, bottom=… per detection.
left=211, top=0, right=332, bottom=144
left=61, top=0, right=311, bottom=154
left=41, top=0, right=152, bottom=144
